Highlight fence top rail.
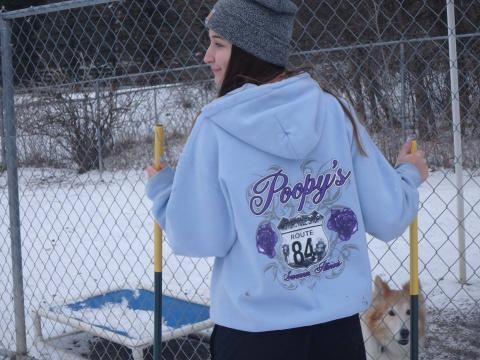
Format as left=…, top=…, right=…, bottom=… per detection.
left=0, top=0, right=120, bottom=20
left=293, top=32, right=480, bottom=56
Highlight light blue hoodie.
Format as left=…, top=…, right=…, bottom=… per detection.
left=146, top=73, right=421, bottom=332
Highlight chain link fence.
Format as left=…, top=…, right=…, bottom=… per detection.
left=1, top=0, right=479, bottom=359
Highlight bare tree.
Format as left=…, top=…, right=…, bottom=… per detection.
left=19, top=65, right=141, bottom=173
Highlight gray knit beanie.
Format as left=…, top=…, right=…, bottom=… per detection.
left=205, top=0, right=298, bottom=67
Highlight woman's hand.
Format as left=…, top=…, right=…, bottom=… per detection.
left=396, top=141, right=429, bottom=183
left=145, top=160, right=167, bottom=178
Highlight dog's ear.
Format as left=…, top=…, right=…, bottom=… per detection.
left=374, top=275, right=390, bottom=296
left=402, top=279, right=422, bottom=294
left=418, top=279, right=426, bottom=303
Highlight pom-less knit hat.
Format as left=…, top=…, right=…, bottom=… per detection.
left=205, top=0, right=298, bottom=67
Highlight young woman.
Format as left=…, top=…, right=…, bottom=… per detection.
left=146, top=0, right=428, bottom=359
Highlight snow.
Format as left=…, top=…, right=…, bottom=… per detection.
left=0, top=167, right=479, bottom=359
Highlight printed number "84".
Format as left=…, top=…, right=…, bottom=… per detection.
left=292, top=238, right=314, bottom=265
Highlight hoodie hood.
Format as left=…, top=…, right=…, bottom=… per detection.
left=202, top=73, right=326, bottom=160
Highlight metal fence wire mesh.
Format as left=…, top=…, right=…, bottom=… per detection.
left=0, top=0, right=479, bottom=359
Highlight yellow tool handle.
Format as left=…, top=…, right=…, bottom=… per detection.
left=153, top=125, right=164, bottom=273
left=409, top=139, right=419, bottom=295
left=154, top=125, right=164, bottom=171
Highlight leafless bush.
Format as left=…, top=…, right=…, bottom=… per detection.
left=17, top=68, right=144, bottom=173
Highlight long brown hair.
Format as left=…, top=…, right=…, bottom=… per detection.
left=217, top=45, right=366, bottom=155
left=218, top=44, right=291, bottom=97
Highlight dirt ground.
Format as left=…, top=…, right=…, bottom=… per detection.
left=88, top=335, right=210, bottom=360
left=421, top=307, right=480, bottom=360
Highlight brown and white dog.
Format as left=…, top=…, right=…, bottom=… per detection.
left=361, top=276, right=426, bottom=360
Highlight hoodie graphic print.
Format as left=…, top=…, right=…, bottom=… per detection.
left=248, top=158, right=357, bottom=289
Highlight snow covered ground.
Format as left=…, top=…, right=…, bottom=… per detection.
left=0, top=167, right=479, bottom=359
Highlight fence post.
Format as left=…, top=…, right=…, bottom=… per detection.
left=0, top=91, right=6, bottom=170
left=0, top=15, right=28, bottom=357
left=446, top=0, right=466, bottom=284
left=154, top=87, right=158, bottom=127
left=400, top=42, right=406, bottom=139
left=95, top=80, right=104, bottom=173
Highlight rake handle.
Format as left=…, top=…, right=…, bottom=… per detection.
left=153, top=124, right=164, bottom=360
left=409, top=139, right=419, bottom=360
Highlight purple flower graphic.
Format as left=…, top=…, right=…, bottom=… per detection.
left=327, top=207, right=358, bottom=241
left=256, top=222, right=278, bottom=258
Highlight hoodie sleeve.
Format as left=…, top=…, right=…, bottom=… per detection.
left=351, top=122, right=422, bottom=242
left=145, top=116, right=236, bottom=257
